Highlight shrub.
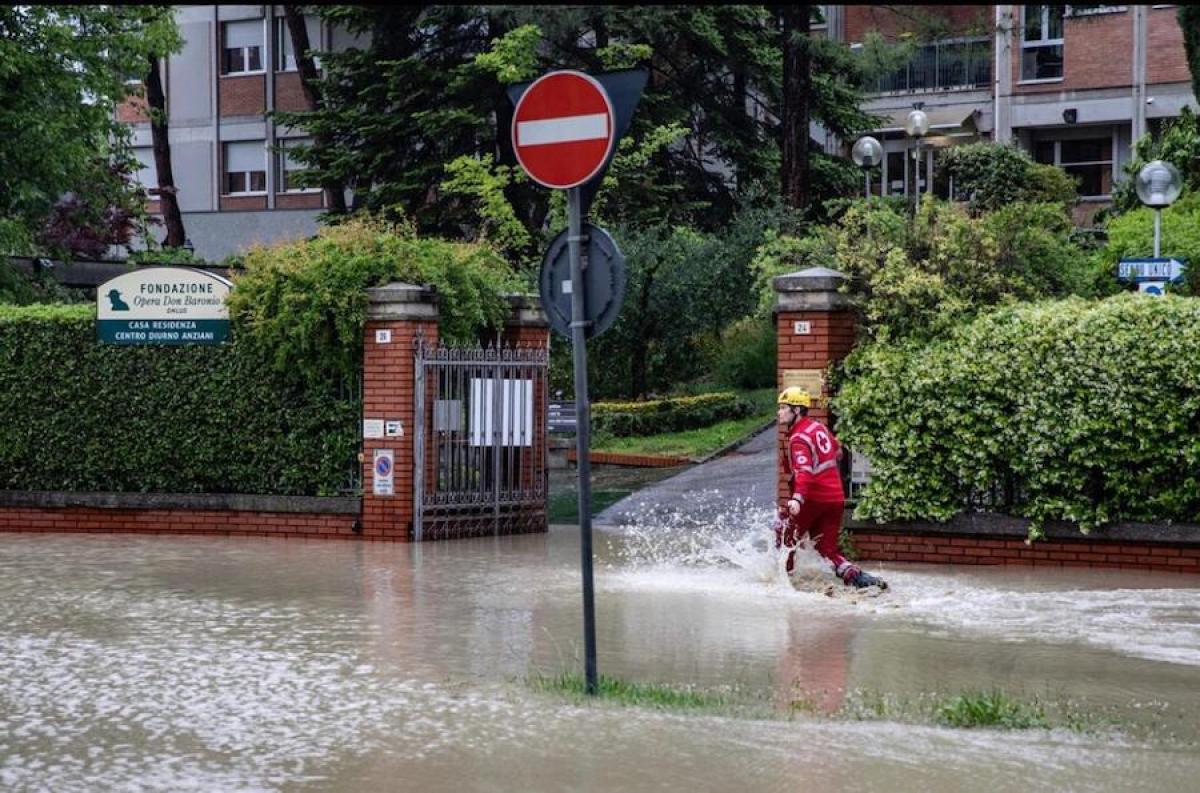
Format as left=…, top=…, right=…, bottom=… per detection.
left=592, top=392, right=754, bottom=437
left=752, top=199, right=1094, bottom=344
left=226, top=214, right=521, bottom=387
left=711, top=316, right=777, bottom=390
left=835, top=294, right=1200, bottom=535
left=1112, top=106, right=1200, bottom=215
left=1099, top=191, right=1200, bottom=295
left=938, top=142, right=1078, bottom=214
left=0, top=305, right=358, bottom=496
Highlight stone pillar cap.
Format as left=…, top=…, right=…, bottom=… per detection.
left=772, top=267, right=848, bottom=293
left=504, top=293, right=549, bottom=328
left=366, top=281, right=438, bottom=320
left=773, top=267, right=851, bottom=312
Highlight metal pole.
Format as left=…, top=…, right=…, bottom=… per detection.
left=567, top=186, right=598, bottom=696
left=864, top=170, right=870, bottom=200
left=1154, top=209, right=1162, bottom=258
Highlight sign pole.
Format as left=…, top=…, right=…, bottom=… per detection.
left=1154, top=209, right=1162, bottom=258
left=567, top=186, right=598, bottom=696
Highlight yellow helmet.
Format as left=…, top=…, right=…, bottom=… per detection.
left=777, top=386, right=812, bottom=408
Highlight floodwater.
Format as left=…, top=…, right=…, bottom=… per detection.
left=1, top=506, right=1198, bottom=792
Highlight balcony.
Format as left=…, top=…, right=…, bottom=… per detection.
left=870, top=38, right=992, bottom=95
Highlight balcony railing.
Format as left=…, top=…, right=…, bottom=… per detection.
left=871, top=38, right=992, bottom=95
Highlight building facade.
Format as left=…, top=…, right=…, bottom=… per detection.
left=124, top=5, right=1197, bottom=260
left=826, top=4, right=1196, bottom=224
left=121, top=5, right=363, bottom=261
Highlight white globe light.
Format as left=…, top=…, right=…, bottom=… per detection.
left=852, top=136, right=883, bottom=168
left=904, top=109, right=930, bottom=138
left=1135, top=160, right=1182, bottom=208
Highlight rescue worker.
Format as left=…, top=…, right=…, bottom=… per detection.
left=775, top=386, right=887, bottom=591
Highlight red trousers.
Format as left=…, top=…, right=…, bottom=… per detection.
left=775, top=499, right=851, bottom=575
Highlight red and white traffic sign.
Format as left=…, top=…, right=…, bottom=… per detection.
left=511, top=70, right=615, bottom=189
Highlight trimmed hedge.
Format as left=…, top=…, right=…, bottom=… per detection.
left=0, top=305, right=358, bottom=496
left=834, top=295, right=1200, bottom=535
left=592, top=392, right=754, bottom=437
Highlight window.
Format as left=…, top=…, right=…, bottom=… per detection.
left=1021, top=5, right=1064, bottom=81
left=1034, top=136, right=1113, bottom=198
left=276, top=138, right=319, bottom=193
left=133, top=147, right=157, bottom=192
left=275, top=16, right=322, bottom=72
left=223, top=141, right=266, bottom=195
left=222, top=19, right=264, bottom=75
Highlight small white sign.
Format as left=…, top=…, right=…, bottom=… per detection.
left=562, top=280, right=573, bottom=294
left=375, top=329, right=392, bottom=344
left=373, top=449, right=394, bottom=496
left=385, top=420, right=403, bottom=437
left=793, top=321, right=811, bottom=335
left=363, top=419, right=384, bottom=439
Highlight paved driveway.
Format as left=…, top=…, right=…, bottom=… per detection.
left=593, top=425, right=778, bottom=528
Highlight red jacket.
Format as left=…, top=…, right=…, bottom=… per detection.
left=784, top=417, right=845, bottom=503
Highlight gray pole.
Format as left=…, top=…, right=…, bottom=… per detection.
left=567, top=186, right=598, bottom=695
left=864, top=171, right=870, bottom=200
left=1154, top=208, right=1162, bottom=258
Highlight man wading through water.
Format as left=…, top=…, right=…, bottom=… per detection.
left=774, top=387, right=887, bottom=591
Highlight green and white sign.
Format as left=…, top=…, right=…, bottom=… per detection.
left=97, top=267, right=232, bottom=345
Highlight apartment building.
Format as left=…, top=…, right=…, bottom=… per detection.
left=824, top=4, right=1196, bottom=224
left=121, top=5, right=362, bottom=261
left=125, top=6, right=1196, bottom=259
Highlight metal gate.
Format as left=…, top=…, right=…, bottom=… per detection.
left=413, top=341, right=549, bottom=541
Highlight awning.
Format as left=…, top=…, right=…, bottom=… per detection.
left=873, top=107, right=982, bottom=135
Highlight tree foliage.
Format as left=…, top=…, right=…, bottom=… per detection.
left=750, top=199, right=1095, bottom=343
left=0, top=6, right=180, bottom=258
left=1111, top=106, right=1200, bottom=215
left=275, top=6, right=883, bottom=245
left=937, top=142, right=1078, bottom=215
left=226, top=215, right=521, bottom=387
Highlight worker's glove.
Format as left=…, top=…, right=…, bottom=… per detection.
left=787, top=496, right=803, bottom=516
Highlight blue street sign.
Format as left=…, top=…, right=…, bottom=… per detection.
left=1117, top=257, right=1187, bottom=283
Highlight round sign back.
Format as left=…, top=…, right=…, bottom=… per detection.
left=538, top=224, right=627, bottom=340
left=512, top=70, right=615, bottom=189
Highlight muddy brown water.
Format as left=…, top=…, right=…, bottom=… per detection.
left=0, top=520, right=1197, bottom=792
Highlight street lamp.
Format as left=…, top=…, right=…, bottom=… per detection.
left=852, top=136, right=883, bottom=199
left=904, top=108, right=930, bottom=211
left=1135, top=160, right=1182, bottom=257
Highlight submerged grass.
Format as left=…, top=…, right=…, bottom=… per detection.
left=528, top=672, right=1125, bottom=736
left=528, top=672, right=732, bottom=712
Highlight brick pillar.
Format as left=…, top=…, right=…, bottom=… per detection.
left=773, top=267, right=856, bottom=505
left=362, top=283, right=438, bottom=540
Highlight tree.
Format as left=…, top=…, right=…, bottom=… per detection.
left=779, top=5, right=813, bottom=211
left=280, top=4, right=346, bottom=213
left=145, top=52, right=185, bottom=248
left=0, top=6, right=180, bottom=257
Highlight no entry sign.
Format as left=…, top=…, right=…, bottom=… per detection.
left=511, top=70, right=615, bottom=189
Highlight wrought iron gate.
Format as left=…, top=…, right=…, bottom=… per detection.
left=413, top=341, right=549, bottom=541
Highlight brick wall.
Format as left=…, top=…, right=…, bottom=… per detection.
left=1012, top=10, right=1131, bottom=94
left=275, top=192, right=323, bottom=210
left=361, top=314, right=438, bottom=540
left=274, top=71, right=311, bottom=113
left=117, top=94, right=150, bottom=124
left=219, top=195, right=267, bottom=211
left=1147, top=7, right=1190, bottom=85
left=850, top=529, right=1200, bottom=574
left=844, top=5, right=989, bottom=44
left=0, top=507, right=358, bottom=539
left=219, top=74, right=266, bottom=117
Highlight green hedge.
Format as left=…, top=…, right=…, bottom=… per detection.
left=592, top=392, right=754, bottom=437
left=0, top=305, right=358, bottom=496
left=834, top=295, right=1200, bottom=535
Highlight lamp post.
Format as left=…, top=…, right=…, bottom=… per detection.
left=1135, top=160, right=1182, bottom=257
left=852, top=136, right=883, bottom=199
left=904, top=108, right=930, bottom=212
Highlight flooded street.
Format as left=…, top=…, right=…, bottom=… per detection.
left=1, top=514, right=1198, bottom=792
